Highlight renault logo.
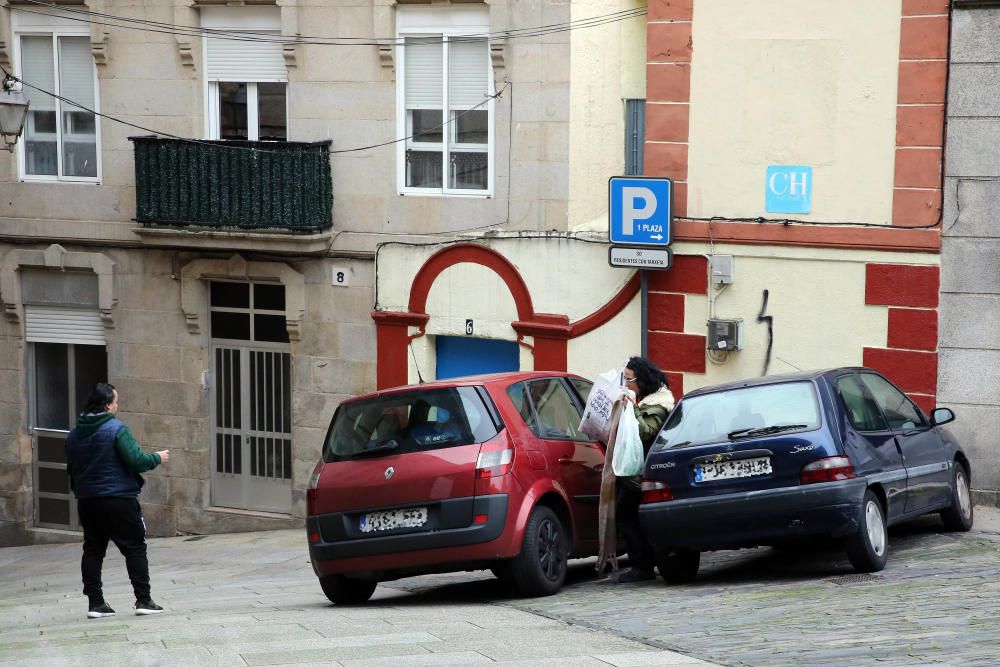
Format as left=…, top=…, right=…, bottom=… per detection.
left=384, top=466, right=395, bottom=480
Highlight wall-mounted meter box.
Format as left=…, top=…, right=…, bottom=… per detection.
left=708, top=318, right=743, bottom=351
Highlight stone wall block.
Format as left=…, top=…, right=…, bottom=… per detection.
left=293, top=426, right=326, bottom=465
left=338, top=323, right=377, bottom=362
left=168, top=476, right=205, bottom=508
left=293, top=391, right=348, bottom=430
left=940, top=239, right=1000, bottom=294
left=940, top=404, right=1000, bottom=490
left=312, top=359, right=376, bottom=396
left=951, top=8, right=1000, bottom=63
left=175, top=507, right=300, bottom=536
left=939, top=295, right=1000, bottom=349
left=163, top=447, right=207, bottom=481
left=119, top=380, right=203, bottom=417
left=948, top=64, right=1000, bottom=117
left=140, top=474, right=170, bottom=505
left=140, top=502, right=176, bottom=537
left=943, top=177, right=1000, bottom=238
left=937, top=349, right=1000, bottom=405
left=944, top=119, right=1000, bottom=177
left=125, top=344, right=182, bottom=382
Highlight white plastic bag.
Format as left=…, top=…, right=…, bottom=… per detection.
left=612, top=401, right=644, bottom=477
left=578, top=369, right=625, bottom=442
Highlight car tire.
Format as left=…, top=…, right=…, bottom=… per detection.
left=846, top=489, right=888, bottom=573
left=509, top=505, right=568, bottom=597
left=656, top=550, right=700, bottom=584
left=490, top=561, right=514, bottom=583
left=940, top=463, right=974, bottom=532
left=318, top=575, right=377, bottom=605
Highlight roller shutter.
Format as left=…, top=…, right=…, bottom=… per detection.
left=24, top=305, right=105, bottom=345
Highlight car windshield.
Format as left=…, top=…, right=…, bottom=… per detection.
left=323, top=386, right=500, bottom=462
left=652, top=381, right=821, bottom=450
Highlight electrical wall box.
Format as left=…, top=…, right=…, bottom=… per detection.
left=708, top=318, right=743, bottom=351
left=710, top=255, right=734, bottom=284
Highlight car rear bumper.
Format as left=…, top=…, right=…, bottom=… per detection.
left=308, top=494, right=509, bottom=575
left=638, top=478, right=868, bottom=551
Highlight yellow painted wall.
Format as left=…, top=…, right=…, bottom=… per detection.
left=686, top=0, right=902, bottom=224
left=568, top=0, right=647, bottom=230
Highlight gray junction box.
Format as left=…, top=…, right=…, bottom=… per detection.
left=708, top=318, right=743, bottom=351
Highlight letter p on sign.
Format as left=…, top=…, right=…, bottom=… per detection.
left=621, top=187, right=657, bottom=235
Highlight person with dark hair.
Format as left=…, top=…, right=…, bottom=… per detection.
left=65, top=382, right=170, bottom=619
left=616, top=356, right=674, bottom=583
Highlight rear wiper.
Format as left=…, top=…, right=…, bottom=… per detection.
left=351, top=439, right=400, bottom=457
left=727, top=424, right=808, bottom=439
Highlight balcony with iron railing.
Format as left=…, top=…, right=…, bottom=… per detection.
left=130, top=137, right=332, bottom=238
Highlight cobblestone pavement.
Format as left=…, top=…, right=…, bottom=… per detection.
left=497, top=511, right=1000, bottom=667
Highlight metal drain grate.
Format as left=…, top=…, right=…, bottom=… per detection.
left=830, top=573, right=883, bottom=585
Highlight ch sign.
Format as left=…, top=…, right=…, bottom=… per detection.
left=609, top=177, right=672, bottom=246
left=765, top=165, right=812, bottom=214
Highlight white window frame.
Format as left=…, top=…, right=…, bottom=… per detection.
left=200, top=7, right=289, bottom=141
left=12, top=11, right=102, bottom=184
left=396, top=7, right=494, bottom=198
left=205, top=81, right=288, bottom=142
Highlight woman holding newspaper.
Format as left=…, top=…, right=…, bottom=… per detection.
left=616, top=356, right=675, bottom=583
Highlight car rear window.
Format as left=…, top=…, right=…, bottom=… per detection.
left=652, top=381, right=821, bottom=450
left=323, top=386, right=500, bottom=461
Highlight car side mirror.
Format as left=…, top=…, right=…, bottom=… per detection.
left=931, top=407, right=955, bottom=426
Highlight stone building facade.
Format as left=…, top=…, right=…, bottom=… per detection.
left=0, top=0, right=645, bottom=544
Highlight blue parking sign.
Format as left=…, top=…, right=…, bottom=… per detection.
left=609, top=177, right=672, bottom=246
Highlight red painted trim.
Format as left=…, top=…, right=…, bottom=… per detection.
left=887, top=307, right=937, bottom=351
left=408, top=243, right=535, bottom=321
left=649, top=331, right=707, bottom=374
left=647, top=254, right=709, bottom=295
left=664, top=371, right=684, bottom=403
left=863, top=347, right=937, bottom=395
left=672, top=219, right=941, bottom=253
left=865, top=264, right=940, bottom=308
left=567, top=274, right=641, bottom=338
left=909, top=393, right=936, bottom=414
left=648, top=292, right=686, bottom=332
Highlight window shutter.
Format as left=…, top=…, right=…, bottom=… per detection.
left=448, top=39, right=489, bottom=109
left=625, top=99, right=646, bottom=176
left=404, top=37, right=443, bottom=108
left=20, top=36, right=56, bottom=111
left=205, top=34, right=287, bottom=82
left=25, top=306, right=105, bottom=345
left=58, top=37, right=96, bottom=110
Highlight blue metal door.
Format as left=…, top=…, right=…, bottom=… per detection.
left=435, top=336, right=519, bottom=380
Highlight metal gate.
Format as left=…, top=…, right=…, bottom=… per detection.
left=210, top=344, right=292, bottom=513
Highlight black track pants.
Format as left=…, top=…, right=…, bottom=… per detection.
left=77, top=496, right=151, bottom=602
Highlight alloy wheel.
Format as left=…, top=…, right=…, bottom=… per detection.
left=865, top=500, right=886, bottom=557
left=537, top=518, right=563, bottom=581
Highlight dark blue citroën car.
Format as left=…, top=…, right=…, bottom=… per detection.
left=638, top=368, right=973, bottom=583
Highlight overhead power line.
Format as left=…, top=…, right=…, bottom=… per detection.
left=12, top=0, right=646, bottom=46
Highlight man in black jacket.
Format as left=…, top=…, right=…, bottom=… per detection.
left=65, top=382, right=170, bottom=619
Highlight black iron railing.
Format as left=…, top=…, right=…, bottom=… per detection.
left=130, top=137, right=332, bottom=232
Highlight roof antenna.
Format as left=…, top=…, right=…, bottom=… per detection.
left=408, top=340, right=425, bottom=384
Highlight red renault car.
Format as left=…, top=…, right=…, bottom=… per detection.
left=306, top=371, right=604, bottom=603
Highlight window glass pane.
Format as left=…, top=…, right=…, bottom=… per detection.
left=410, top=109, right=443, bottom=144
left=454, top=110, right=487, bottom=145
left=211, top=312, right=251, bottom=340
left=34, top=343, right=70, bottom=429
left=257, top=82, right=286, bottom=141
left=38, top=435, right=67, bottom=464
left=253, top=283, right=285, bottom=311
left=569, top=378, right=593, bottom=406
left=73, top=345, right=108, bottom=417
left=38, top=467, right=69, bottom=494
left=219, top=82, right=248, bottom=140
left=253, top=314, right=289, bottom=343
left=38, top=497, right=70, bottom=526
left=859, top=374, right=924, bottom=430
left=58, top=37, right=97, bottom=178
left=20, top=36, right=58, bottom=176
left=406, top=149, right=443, bottom=188
left=450, top=152, right=487, bottom=190
left=836, top=376, right=888, bottom=432
left=324, top=386, right=497, bottom=462
left=521, top=379, right=586, bottom=440
left=211, top=281, right=250, bottom=308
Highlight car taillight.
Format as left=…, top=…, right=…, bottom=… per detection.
left=476, top=442, right=514, bottom=478
left=641, top=480, right=673, bottom=503
left=306, top=460, right=323, bottom=513
left=800, top=456, right=856, bottom=484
